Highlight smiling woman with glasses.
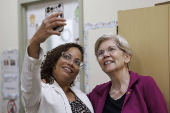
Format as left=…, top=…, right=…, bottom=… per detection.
left=97, top=46, right=117, bottom=58
left=21, top=12, right=94, bottom=113
left=61, top=52, right=84, bottom=69
left=87, top=33, right=168, bottom=113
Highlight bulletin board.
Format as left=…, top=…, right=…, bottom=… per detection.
left=1, top=49, right=19, bottom=113
left=83, top=21, right=117, bottom=93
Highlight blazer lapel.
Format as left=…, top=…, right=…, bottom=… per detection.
left=52, top=81, right=72, bottom=113
left=122, top=71, right=139, bottom=109
left=96, top=82, right=111, bottom=113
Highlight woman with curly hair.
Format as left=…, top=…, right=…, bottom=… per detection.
left=21, top=12, right=94, bottom=113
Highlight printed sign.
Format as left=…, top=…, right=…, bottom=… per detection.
left=7, top=100, right=17, bottom=113
left=1, top=50, right=19, bottom=99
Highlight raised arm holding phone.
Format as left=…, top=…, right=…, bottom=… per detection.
left=21, top=12, right=94, bottom=113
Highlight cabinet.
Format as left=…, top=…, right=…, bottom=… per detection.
left=118, top=5, right=170, bottom=111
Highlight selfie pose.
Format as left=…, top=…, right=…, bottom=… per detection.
left=21, top=12, right=94, bottom=113
left=87, top=33, right=168, bottom=113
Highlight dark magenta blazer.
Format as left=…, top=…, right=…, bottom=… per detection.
left=87, top=71, right=168, bottom=113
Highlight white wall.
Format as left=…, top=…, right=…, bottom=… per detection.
left=0, top=0, right=168, bottom=112
left=0, top=0, right=18, bottom=112
left=0, top=0, right=18, bottom=54
left=83, top=0, right=168, bottom=91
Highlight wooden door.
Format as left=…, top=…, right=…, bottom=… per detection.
left=118, top=5, right=169, bottom=111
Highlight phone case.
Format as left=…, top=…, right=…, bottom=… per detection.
left=45, top=3, right=64, bottom=32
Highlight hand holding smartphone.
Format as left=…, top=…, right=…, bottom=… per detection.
left=45, top=3, right=64, bottom=32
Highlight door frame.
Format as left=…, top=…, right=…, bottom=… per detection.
left=18, top=0, right=84, bottom=112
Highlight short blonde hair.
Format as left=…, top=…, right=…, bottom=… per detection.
left=95, top=33, right=133, bottom=57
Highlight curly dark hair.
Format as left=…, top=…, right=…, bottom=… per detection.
left=40, top=43, right=84, bottom=86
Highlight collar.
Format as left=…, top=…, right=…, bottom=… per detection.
left=128, top=71, right=139, bottom=89
left=94, top=71, right=139, bottom=96
left=48, top=81, right=94, bottom=113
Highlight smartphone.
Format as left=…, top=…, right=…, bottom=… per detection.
left=45, top=3, right=64, bottom=32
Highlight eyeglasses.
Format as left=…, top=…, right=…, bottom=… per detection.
left=97, top=46, right=117, bottom=58
left=61, top=52, right=83, bottom=69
